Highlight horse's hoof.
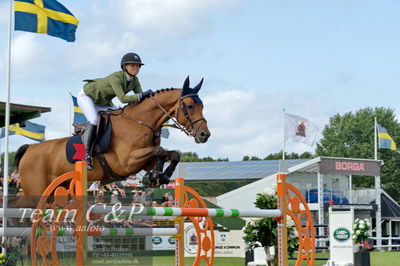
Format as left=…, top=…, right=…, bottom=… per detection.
left=142, top=171, right=170, bottom=188
left=142, top=172, right=152, bottom=187
left=142, top=172, right=161, bottom=188
left=160, top=176, right=170, bottom=185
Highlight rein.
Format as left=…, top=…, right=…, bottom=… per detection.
left=110, top=109, right=162, bottom=141
left=151, top=94, right=206, bottom=137
left=110, top=92, right=206, bottom=139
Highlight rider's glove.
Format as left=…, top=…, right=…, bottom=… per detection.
left=138, top=89, right=154, bottom=101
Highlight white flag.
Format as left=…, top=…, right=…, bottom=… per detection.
left=284, top=113, right=318, bottom=146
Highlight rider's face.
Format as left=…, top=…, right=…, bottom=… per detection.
left=125, top=63, right=141, bottom=76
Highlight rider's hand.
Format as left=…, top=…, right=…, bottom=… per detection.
left=139, top=89, right=154, bottom=101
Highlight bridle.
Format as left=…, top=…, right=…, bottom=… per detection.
left=152, top=93, right=207, bottom=137
left=111, top=93, right=207, bottom=138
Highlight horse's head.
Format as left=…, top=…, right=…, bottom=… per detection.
left=176, top=76, right=211, bottom=143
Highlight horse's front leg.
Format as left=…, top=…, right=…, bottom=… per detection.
left=142, top=147, right=180, bottom=188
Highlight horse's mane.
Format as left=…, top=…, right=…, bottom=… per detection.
left=121, top=88, right=178, bottom=111
left=151, top=87, right=176, bottom=96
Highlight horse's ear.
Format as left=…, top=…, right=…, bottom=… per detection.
left=193, top=78, right=204, bottom=93
left=181, top=76, right=190, bottom=96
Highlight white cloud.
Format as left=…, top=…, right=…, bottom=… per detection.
left=162, top=90, right=337, bottom=161
left=11, top=34, right=43, bottom=78
left=113, top=0, right=241, bottom=36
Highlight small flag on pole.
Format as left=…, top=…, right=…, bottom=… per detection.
left=71, top=95, right=87, bottom=124
left=376, top=123, right=397, bottom=151
left=1, top=121, right=45, bottom=142
left=14, top=0, right=79, bottom=42
left=284, top=113, right=318, bottom=146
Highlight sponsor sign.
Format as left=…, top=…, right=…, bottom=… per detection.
left=184, top=223, right=245, bottom=258
left=319, top=158, right=380, bottom=176
left=151, top=236, right=175, bottom=250
left=329, top=208, right=354, bottom=265
left=333, top=228, right=350, bottom=242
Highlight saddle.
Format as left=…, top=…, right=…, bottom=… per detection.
left=66, top=111, right=128, bottom=185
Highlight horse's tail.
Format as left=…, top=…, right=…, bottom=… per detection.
left=15, top=144, right=30, bottom=170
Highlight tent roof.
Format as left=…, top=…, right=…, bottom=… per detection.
left=172, top=159, right=307, bottom=181
left=0, top=102, right=51, bottom=127
left=376, top=189, right=400, bottom=219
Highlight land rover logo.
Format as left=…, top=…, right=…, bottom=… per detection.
left=168, top=237, right=176, bottom=245
left=333, top=228, right=350, bottom=242
left=152, top=237, right=162, bottom=245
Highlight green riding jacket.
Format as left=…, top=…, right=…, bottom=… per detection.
left=83, top=70, right=142, bottom=106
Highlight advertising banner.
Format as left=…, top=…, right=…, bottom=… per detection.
left=329, top=207, right=354, bottom=265
left=184, top=223, right=245, bottom=258
left=151, top=235, right=176, bottom=250
left=319, top=158, right=380, bottom=176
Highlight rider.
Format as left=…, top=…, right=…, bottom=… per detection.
left=77, top=52, right=153, bottom=170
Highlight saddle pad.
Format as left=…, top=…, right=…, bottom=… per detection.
left=65, top=122, right=112, bottom=164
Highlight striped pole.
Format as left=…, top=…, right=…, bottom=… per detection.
left=0, top=227, right=178, bottom=237
left=1, top=206, right=281, bottom=219
left=0, top=206, right=281, bottom=219
left=175, top=177, right=185, bottom=266
left=137, top=207, right=282, bottom=218
left=75, top=161, right=87, bottom=266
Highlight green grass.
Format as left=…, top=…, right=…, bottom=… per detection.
left=17, top=251, right=400, bottom=265
left=152, top=251, right=400, bottom=266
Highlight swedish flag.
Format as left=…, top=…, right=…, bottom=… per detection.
left=1, top=121, right=45, bottom=142
left=71, top=95, right=87, bottom=124
left=377, top=123, right=397, bottom=151
left=14, top=0, right=79, bottom=42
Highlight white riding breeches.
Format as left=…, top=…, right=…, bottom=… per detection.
left=77, top=89, right=117, bottom=125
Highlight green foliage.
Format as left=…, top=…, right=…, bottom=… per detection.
left=352, top=218, right=371, bottom=243
left=242, top=191, right=298, bottom=258
left=243, top=152, right=314, bottom=161
left=316, top=107, right=400, bottom=202
left=263, top=151, right=314, bottom=160
left=187, top=180, right=253, bottom=196
left=178, top=151, right=228, bottom=162
left=0, top=152, right=17, bottom=172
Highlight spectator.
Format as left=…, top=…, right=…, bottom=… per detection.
left=16, top=189, right=24, bottom=198
left=88, top=181, right=100, bottom=193
left=123, top=176, right=138, bottom=187
left=107, top=182, right=126, bottom=198
left=145, top=191, right=153, bottom=207
left=161, top=193, right=169, bottom=207
left=139, top=191, right=146, bottom=206
left=132, top=190, right=140, bottom=205
left=0, top=187, right=3, bottom=204
left=95, top=190, right=104, bottom=203
left=10, top=170, right=20, bottom=188
left=88, top=181, right=100, bottom=200
left=110, top=190, right=120, bottom=204
left=168, top=192, right=174, bottom=206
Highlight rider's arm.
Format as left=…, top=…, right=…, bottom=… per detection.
left=109, top=75, right=140, bottom=103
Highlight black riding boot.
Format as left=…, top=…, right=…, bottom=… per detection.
left=83, top=124, right=97, bottom=171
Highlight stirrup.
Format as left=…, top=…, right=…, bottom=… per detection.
left=86, top=156, right=94, bottom=171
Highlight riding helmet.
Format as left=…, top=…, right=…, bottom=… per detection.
left=121, top=52, right=144, bottom=68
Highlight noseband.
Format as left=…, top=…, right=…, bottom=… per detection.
left=175, top=94, right=207, bottom=136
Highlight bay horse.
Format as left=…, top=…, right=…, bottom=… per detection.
left=14, top=77, right=210, bottom=207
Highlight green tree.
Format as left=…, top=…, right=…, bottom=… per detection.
left=263, top=151, right=314, bottom=160
left=316, top=107, right=400, bottom=202
left=0, top=152, right=17, bottom=170
left=177, top=151, right=229, bottom=162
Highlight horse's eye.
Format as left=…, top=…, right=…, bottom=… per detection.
left=187, top=104, right=194, bottom=111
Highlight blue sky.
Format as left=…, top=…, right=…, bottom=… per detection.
left=0, top=0, right=400, bottom=160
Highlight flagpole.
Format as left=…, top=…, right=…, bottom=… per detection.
left=69, top=92, right=72, bottom=135
left=374, top=117, right=377, bottom=160
left=282, top=108, right=286, bottom=161
left=3, top=0, right=14, bottom=252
